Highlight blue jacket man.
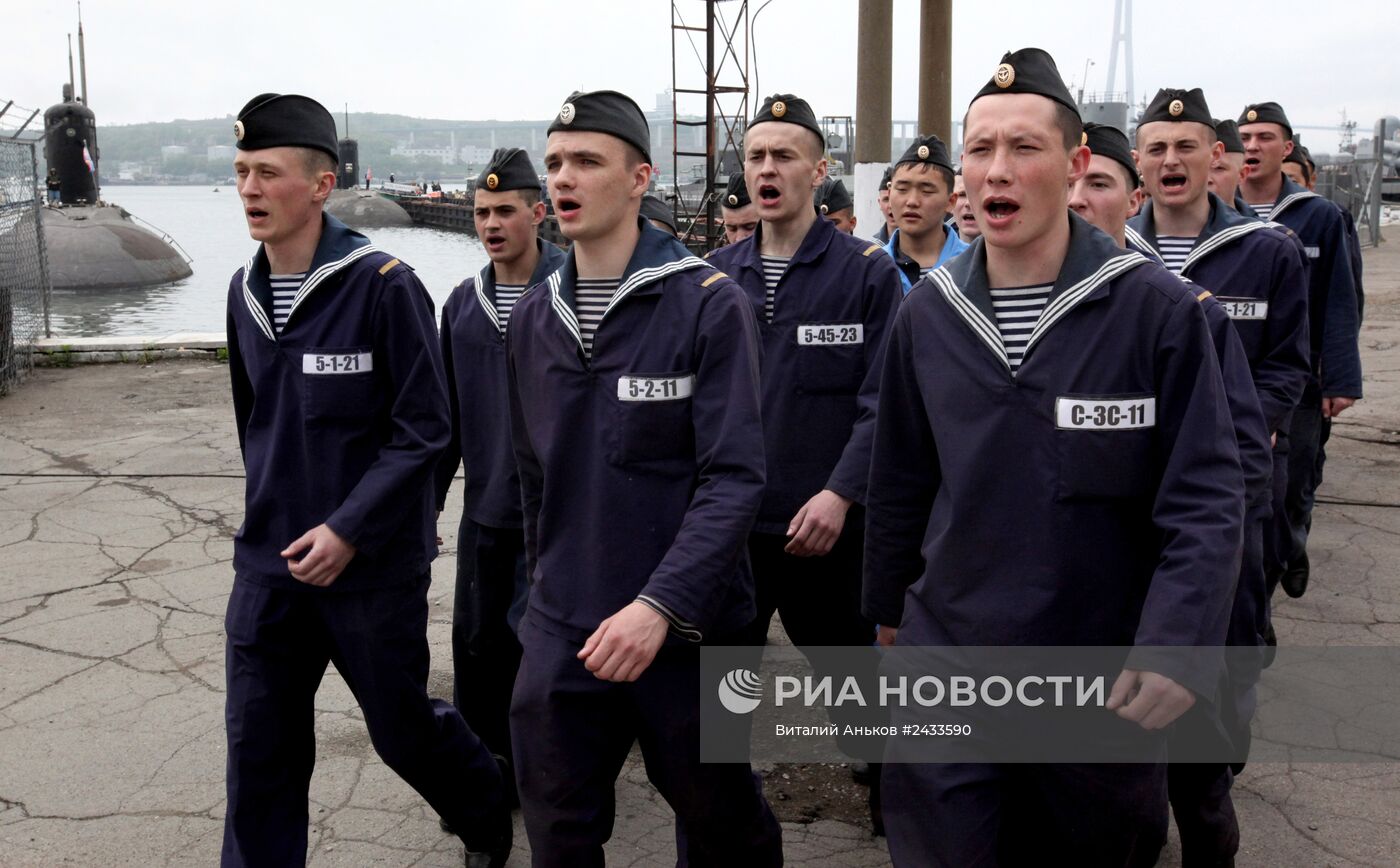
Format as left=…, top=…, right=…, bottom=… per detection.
left=223, top=93, right=508, bottom=868
left=505, top=89, right=781, bottom=867
left=881, top=134, right=971, bottom=293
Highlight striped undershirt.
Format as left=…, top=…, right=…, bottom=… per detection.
left=1156, top=236, right=1196, bottom=275
left=269, top=272, right=306, bottom=334
left=989, top=283, right=1053, bottom=374
left=760, top=255, right=789, bottom=321
left=574, top=278, right=619, bottom=356
left=1250, top=203, right=1273, bottom=220
left=494, top=284, right=526, bottom=334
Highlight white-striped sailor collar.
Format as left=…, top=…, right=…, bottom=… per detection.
left=542, top=218, right=709, bottom=353
left=240, top=214, right=379, bottom=342
left=1130, top=193, right=1271, bottom=275
left=933, top=212, right=1149, bottom=373
left=1265, top=174, right=1318, bottom=222
left=473, top=238, right=566, bottom=333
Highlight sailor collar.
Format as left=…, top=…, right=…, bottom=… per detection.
left=543, top=217, right=708, bottom=354
left=1130, top=192, right=1271, bottom=276
left=473, top=238, right=565, bottom=334
left=1264, top=174, right=1320, bottom=222
left=930, top=212, right=1148, bottom=374
left=240, top=213, right=378, bottom=342
left=737, top=210, right=840, bottom=277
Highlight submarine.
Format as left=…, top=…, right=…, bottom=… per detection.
left=41, top=18, right=191, bottom=291
left=323, top=127, right=413, bottom=228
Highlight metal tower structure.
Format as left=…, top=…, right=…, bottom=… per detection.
left=670, top=0, right=749, bottom=252
left=1105, top=0, right=1134, bottom=103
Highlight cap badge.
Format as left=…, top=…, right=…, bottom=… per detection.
left=486, top=173, right=499, bottom=190
left=820, top=203, right=829, bottom=215
left=772, top=100, right=788, bottom=118
left=233, top=120, right=245, bottom=141
left=917, top=144, right=930, bottom=160
left=1169, top=99, right=1185, bottom=117
left=1246, top=109, right=1258, bottom=122
left=727, top=194, right=739, bottom=206
left=994, top=63, right=1015, bottom=88
left=1081, top=131, right=1088, bottom=146
left=559, top=102, right=576, bottom=125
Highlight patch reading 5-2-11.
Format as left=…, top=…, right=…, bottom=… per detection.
left=797, top=323, right=864, bottom=346
left=1055, top=396, right=1156, bottom=430
left=617, top=374, right=694, bottom=402
left=1216, top=298, right=1269, bottom=321
left=303, top=352, right=373, bottom=374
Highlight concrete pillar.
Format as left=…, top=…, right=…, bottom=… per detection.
left=854, top=0, right=893, bottom=240
left=918, top=0, right=953, bottom=144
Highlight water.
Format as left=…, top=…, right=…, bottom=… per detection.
left=47, top=185, right=490, bottom=336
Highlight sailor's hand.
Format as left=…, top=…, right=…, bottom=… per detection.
left=1106, top=669, right=1196, bottom=730
left=785, top=489, right=852, bottom=557
left=578, top=602, right=669, bottom=682
left=282, top=524, right=356, bottom=587
left=1323, top=397, right=1356, bottom=418
left=876, top=625, right=898, bottom=647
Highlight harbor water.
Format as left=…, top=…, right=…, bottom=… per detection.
left=47, top=186, right=490, bottom=336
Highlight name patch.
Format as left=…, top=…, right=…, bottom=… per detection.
left=303, top=352, right=372, bottom=375
left=1055, top=396, right=1156, bottom=430
left=1304, top=246, right=1320, bottom=259
left=797, top=323, right=864, bottom=346
left=618, top=374, right=694, bottom=402
left=1216, top=298, right=1269, bottom=321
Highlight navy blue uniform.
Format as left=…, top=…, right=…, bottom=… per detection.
left=506, top=221, right=781, bottom=867
left=435, top=239, right=565, bottom=763
left=865, top=215, right=1244, bottom=867
left=1253, top=177, right=1363, bottom=589
left=223, top=215, right=503, bottom=866
left=707, top=216, right=902, bottom=649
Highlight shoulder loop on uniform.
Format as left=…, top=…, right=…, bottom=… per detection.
left=1196, top=289, right=1213, bottom=302
left=862, top=243, right=882, bottom=257
left=378, top=258, right=402, bottom=275
left=700, top=270, right=727, bottom=288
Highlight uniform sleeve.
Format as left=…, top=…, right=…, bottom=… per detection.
left=1318, top=214, right=1363, bottom=398
left=433, top=296, right=463, bottom=512
left=1254, top=236, right=1311, bottom=433
left=226, top=298, right=253, bottom=461
left=506, top=319, right=543, bottom=586
left=635, top=281, right=766, bottom=640
left=823, top=253, right=904, bottom=504
left=1127, top=291, right=1245, bottom=698
left=861, top=302, right=939, bottom=628
left=324, top=270, right=451, bottom=556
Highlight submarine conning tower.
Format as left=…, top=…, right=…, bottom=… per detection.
left=43, top=83, right=99, bottom=206
left=337, top=138, right=360, bottom=190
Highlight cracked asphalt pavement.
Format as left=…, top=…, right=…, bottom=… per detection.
left=2, top=240, right=1399, bottom=866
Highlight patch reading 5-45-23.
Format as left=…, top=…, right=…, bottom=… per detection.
left=1055, top=396, right=1156, bottom=430
left=1216, top=298, right=1269, bottom=320
left=797, top=323, right=864, bottom=346
left=303, top=352, right=372, bottom=374
left=617, top=374, right=694, bottom=402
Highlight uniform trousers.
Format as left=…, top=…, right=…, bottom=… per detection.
left=509, top=619, right=783, bottom=868
left=1277, top=384, right=1330, bottom=590
left=222, top=574, right=503, bottom=867
left=740, top=514, right=874, bottom=648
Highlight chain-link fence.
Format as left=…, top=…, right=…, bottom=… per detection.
left=0, top=139, right=51, bottom=396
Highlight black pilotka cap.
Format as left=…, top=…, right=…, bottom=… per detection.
left=895, top=134, right=954, bottom=173
left=1214, top=119, right=1244, bottom=154
left=1238, top=101, right=1293, bottom=139
left=234, top=93, right=339, bottom=162
left=1284, top=136, right=1314, bottom=170
left=1083, top=122, right=1139, bottom=188
left=879, top=165, right=894, bottom=191
left=723, top=172, right=751, bottom=209
left=1140, top=88, right=1214, bottom=128
left=749, top=94, right=825, bottom=149
left=639, top=194, right=677, bottom=233
left=477, top=147, right=540, bottom=193
left=547, top=90, right=652, bottom=163
left=970, top=47, right=1082, bottom=120
left=814, top=177, right=853, bottom=214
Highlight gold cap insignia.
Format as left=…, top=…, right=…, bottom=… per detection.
left=772, top=100, right=788, bottom=118
left=820, top=203, right=829, bottom=215
left=994, top=63, right=1015, bottom=88
left=727, top=194, right=739, bottom=206
left=233, top=120, right=245, bottom=141
left=559, top=102, right=576, bottom=125
left=1169, top=99, right=1185, bottom=117
left=917, top=144, right=930, bottom=160
left=1081, top=131, right=1088, bottom=146
left=1246, top=109, right=1258, bottom=122
left=486, top=173, right=499, bottom=190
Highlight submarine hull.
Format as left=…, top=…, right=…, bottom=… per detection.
left=43, top=204, right=192, bottom=290
left=324, top=188, right=413, bottom=228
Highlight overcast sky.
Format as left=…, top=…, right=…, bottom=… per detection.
left=7, top=0, right=1396, bottom=153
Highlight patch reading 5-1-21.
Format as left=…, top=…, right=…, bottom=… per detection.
left=303, top=352, right=372, bottom=374
left=1055, top=396, right=1156, bottom=430
left=797, top=323, right=864, bottom=346
left=1216, top=298, right=1269, bottom=320
left=617, top=374, right=694, bottom=402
